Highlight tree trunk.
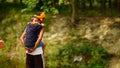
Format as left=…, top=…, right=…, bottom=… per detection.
left=13, top=0, right=19, bottom=3
left=71, top=0, right=79, bottom=25
left=100, top=0, right=107, bottom=10
left=71, top=0, right=75, bottom=23
left=117, top=0, right=120, bottom=11
left=82, top=0, right=86, bottom=9
left=114, top=0, right=120, bottom=11
left=108, top=0, right=112, bottom=8
left=20, top=0, right=22, bottom=4
left=114, top=0, right=118, bottom=8
left=89, top=0, right=93, bottom=9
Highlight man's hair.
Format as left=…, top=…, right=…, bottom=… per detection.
left=30, top=16, right=36, bottom=22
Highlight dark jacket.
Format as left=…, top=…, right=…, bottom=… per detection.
left=24, top=23, right=42, bottom=48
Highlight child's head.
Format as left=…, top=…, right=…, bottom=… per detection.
left=30, top=16, right=39, bottom=24
left=35, top=12, right=45, bottom=23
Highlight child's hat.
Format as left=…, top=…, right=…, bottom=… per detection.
left=35, top=12, right=45, bottom=21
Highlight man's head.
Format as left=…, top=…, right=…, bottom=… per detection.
left=30, top=16, right=39, bottom=24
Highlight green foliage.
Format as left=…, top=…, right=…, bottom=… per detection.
left=21, top=0, right=38, bottom=13
left=21, top=0, right=59, bottom=14
left=40, top=0, right=59, bottom=14
left=56, top=40, right=109, bottom=68
left=58, top=0, right=69, bottom=5
left=41, top=6, right=59, bottom=15
left=58, top=0, right=64, bottom=5
left=0, top=54, right=25, bottom=68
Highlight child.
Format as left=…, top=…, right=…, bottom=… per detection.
left=20, top=16, right=44, bottom=68
left=35, top=12, right=46, bottom=52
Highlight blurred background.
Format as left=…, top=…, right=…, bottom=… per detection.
left=0, top=0, right=120, bottom=68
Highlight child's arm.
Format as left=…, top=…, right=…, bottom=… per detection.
left=29, top=27, right=44, bottom=53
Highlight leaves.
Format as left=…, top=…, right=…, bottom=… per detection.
left=21, top=0, right=38, bottom=13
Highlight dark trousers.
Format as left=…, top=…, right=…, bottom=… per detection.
left=26, top=54, right=44, bottom=68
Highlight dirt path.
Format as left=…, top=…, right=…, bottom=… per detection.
left=108, top=57, right=120, bottom=68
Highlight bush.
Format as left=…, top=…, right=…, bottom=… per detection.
left=56, top=40, right=109, bottom=68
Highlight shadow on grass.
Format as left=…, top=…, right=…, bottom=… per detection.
left=0, top=2, right=26, bottom=22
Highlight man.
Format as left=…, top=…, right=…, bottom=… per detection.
left=0, top=40, right=5, bottom=48
left=20, top=16, right=44, bottom=68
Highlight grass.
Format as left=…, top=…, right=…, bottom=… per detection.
left=0, top=2, right=28, bottom=68
left=0, top=53, right=25, bottom=68
left=0, top=2, right=120, bottom=68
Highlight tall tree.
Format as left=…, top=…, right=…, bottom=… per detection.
left=99, top=0, right=107, bottom=10
left=71, top=0, right=75, bottom=23
left=82, top=0, right=86, bottom=9
left=117, top=0, right=120, bottom=11
left=114, top=0, right=117, bottom=7
left=108, top=0, right=112, bottom=8
left=13, top=0, right=17, bottom=3
left=114, top=0, right=120, bottom=11
left=88, top=0, right=93, bottom=9
left=71, top=0, right=79, bottom=23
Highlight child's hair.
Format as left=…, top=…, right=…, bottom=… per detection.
left=36, top=12, right=42, bottom=16
left=35, top=12, right=41, bottom=21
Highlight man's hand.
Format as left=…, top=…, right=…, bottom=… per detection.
left=28, top=48, right=36, bottom=53
left=25, top=47, right=31, bottom=51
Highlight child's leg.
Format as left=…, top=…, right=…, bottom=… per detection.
left=42, top=41, right=46, bottom=52
left=39, top=41, right=46, bottom=53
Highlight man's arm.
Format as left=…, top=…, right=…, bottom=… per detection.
left=20, top=29, right=26, bottom=50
